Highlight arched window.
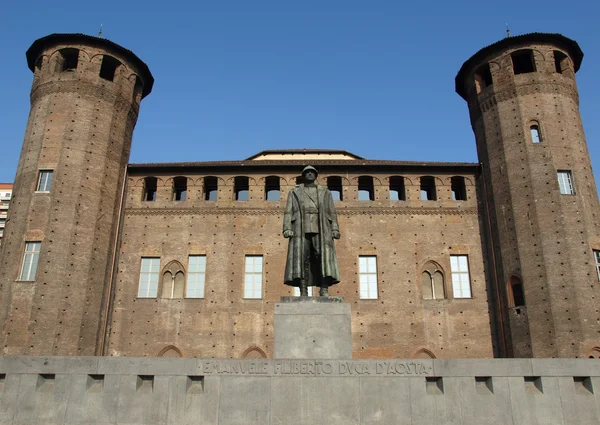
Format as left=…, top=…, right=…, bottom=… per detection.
left=451, top=176, right=467, bottom=201
left=474, top=63, right=492, bottom=94
left=554, top=51, right=568, bottom=74
left=511, top=49, right=536, bottom=75
left=414, top=348, right=436, bottom=359
left=161, top=261, right=185, bottom=299
left=158, top=345, right=183, bottom=357
left=507, top=276, right=525, bottom=308
left=204, top=176, right=218, bottom=201
left=56, top=48, right=79, bottom=72
left=234, top=176, right=249, bottom=201
left=241, top=346, right=267, bottom=358
left=588, top=347, right=600, bottom=359
left=530, top=124, right=542, bottom=143
left=420, top=176, right=437, bottom=201
left=389, top=176, right=405, bottom=201
left=421, top=262, right=445, bottom=300
left=265, top=176, right=280, bottom=201
left=133, top=76, right=144, bottom=103
left=173, top=176, right=187, bottom=201
left=358, top=176, right=374, bottom=201
left=327, top=176, right=343, bottom=201
left=143, top=177, right=157, bottom=202
left=99, top=55, right=121, bottom=81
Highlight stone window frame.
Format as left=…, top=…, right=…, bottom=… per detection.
left=421, top=261, right=446, bottom=300
left=17, top=241, right=41, bottom=281
left=357, top=176, right=375, bottom=201
left=450, top=176, right=467, bottom=201
left=36, top=170, right=53, bottom=193
left=264, top=176, right=281, bottom=201
left=507, top=275, right=525, bottom=308
left=389, top=176, right=406, bottom=201
left=234, top=176, right=250, bottom=201
left=358, top=255, right=378, bottom=299
left=137, top=257, right=160, bottom=298
left=99, top=54, right=121, bottom=82
left=187, top=255, right=207, bottom=298
left=142, top=177, right=158, bottom=202
left=244, top=255, right=263, bottom=299
left=511, top=49, right=536, bottom=75
left=557, top=170, right=575, bottom=195
left=160, top=260, right=185, bottom=299
left=327, top=176, right=344, bottom=201
left=420, top=176, right=437, bottom=201
left=529, top=121, right=542, bottom=144
left=450, top=254, right=472, bottom=299
left=593, top=250, right=600, bottom=283
left=172, top=176, right=188, bottom=201
left=204, top=176, right=218, bottom=201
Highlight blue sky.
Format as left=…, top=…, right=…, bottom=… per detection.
left=1, top=1, right=599, bottom=184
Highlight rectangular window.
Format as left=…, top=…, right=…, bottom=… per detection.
left=450, top=255, right=472, bottom=298
left=187, top=255, right=206, bottom=298
left=359, top=256, right=378, bottom=299
left=557, top=171, right=575, bottom=195
left=18, top=241, right=41, bottom=281
left=594, top=250, right=600, bottom=283
left=37, top=171, right=53, bottom=192
left=138, top=257, right=160, bottom=298
left=244, top=255, right=263, bottom=299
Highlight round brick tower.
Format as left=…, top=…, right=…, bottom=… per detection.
left=456, top=33, right=600, bottom=358
left=0, top=34, right=153, bottom=355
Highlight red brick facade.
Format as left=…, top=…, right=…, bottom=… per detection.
left=0, top=33, right=598, bottom=359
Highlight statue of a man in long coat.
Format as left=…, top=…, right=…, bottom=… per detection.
left=283, top=166, right=341, bottom=296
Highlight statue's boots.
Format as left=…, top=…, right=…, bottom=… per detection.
left=299, top=283, right=308, bottom=297
left=319, top=286, right=330, bottom=297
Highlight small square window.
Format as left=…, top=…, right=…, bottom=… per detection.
left=37, top=171, right=53, bottom=192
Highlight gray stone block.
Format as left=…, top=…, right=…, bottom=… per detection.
left=166, top=375, right=219, bottom=425
left=531, top=358, right=600, bottom=377
left=433, top=358, right=533, bottom=377
left=557, top=376, right=600, bottom=425
left=218, top=377, right=270, bottom=425
left=274, top=302, right=352, bottom=359
left=97, top=356, right=198, bottom=375
left=302, top=377, right=360, bottom=425
left=0, top=356, right=99, bottom=374
left=508, top=376, right=565, bottom=425
left=360, top=377, right=412, bottom=425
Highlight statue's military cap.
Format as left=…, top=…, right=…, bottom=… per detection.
left=301, top=165, right=319, bottom=176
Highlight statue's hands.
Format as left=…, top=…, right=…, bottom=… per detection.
left=283, top=230, right=294, bottom=238
left=332, top=230, right=341, bottom=239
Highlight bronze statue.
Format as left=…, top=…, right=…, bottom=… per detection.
left=283, top=166, right=341, bottom=296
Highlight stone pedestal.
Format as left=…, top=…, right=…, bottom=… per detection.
left=274, top=296, right=352, bottom=359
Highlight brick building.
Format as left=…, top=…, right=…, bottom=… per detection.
left=0, top=184, right=13, bottom=246
left=0, top=32, right=599, bottom=360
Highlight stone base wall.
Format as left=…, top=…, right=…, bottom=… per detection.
left=0, top=356, right=599, bottom=424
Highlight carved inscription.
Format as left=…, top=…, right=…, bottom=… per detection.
left=198, top=360, right=432, bottom=376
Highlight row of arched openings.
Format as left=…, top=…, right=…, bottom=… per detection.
left=34, top=48, right=144, bottom=102
left=474, top=49, right=570, bottom=93
left=142, top=175, right=468, bottom=202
